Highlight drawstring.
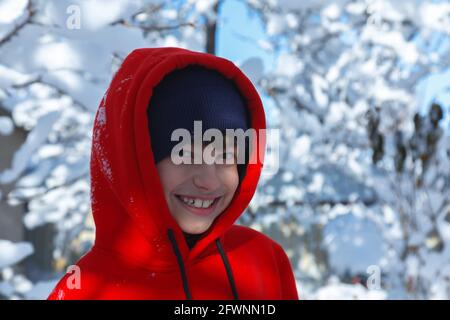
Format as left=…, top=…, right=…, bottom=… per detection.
left=167, top=229, right=239, bottom=300
left=168, top=229, right=192, bottom=299
left=215, top=238, right=239, bottom=300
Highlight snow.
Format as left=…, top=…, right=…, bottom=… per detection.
left=274, top=53, right=304, bottom=78
left=0, top=111, right=60, bottom=184
left=370, top=78, right=413, bottom=105
left=100, top=158, right=113, bottom=183
left=34, top=42, right=82, bottom=70
left=0, top=116, right=14, bottom=135
left=366, top=0, right=450, bottom=34
left=311, top=74, right=329, bottom=109
left=285, top=13, right=299, bottom=29
left=97, top=105, right=106, bottom=126
left=276, top=0, right=346, bottom=11
left=0, top=65, right=33, bottom=90
left=291, top=135, right=311, bottom=158
left=80, top=0, right=136, bottom=30
left=0, top=240, right=34, bottom=269
left=325, top=102, right=346, bottom=126
left=314, top=278, right=387, bottom=300
left=420, top=2, right=450, bottom=33
left=307, top=173, right=324, bottom=194
left=23, top=279, right=59, bottom=300
left=194, top=0, right=218, bottom=14
left=323, top=213, right=385, bottom=275
left=266, top=13, right=286, bottom=36
left=11, top=95, right=69, bottom=130
left=322, top=3, right=341, bottom=20
left=36, top=0, right=142, bottom=31
left=361, top=25, right=419, bottom=64
left=0, top=0, right=27, bottom=24
left=24, top=178, right=90, bottom=229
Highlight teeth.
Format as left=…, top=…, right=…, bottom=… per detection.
left=180, top=196, right=215, bottom=208
left=194, top=199, right=202, bottom=207
left=201, top=200, right=211, bottom=208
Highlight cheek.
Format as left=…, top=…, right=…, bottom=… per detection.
left=218, top=165, right=239, bottom=195
left=156, top=161, right=184, bottom=193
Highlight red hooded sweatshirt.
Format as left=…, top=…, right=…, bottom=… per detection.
left=48, top=47, right=299, bottom=300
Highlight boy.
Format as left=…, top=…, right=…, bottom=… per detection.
left=48, top=47, right=298, bottom=300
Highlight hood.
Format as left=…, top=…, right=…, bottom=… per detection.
left=90, top=47, right=266, bottom=272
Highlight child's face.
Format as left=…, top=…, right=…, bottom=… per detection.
left=156, top=139, right=240, bottom=234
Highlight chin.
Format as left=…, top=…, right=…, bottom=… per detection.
left=179, top=220, right=212, bottom=234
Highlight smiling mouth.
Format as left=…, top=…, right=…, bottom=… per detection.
left=175, top=194, right=221, bottom=208
left=174, top=194, right=221, bottom=216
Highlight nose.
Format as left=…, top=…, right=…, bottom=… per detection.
left=192, top=164, right=221, bottom=191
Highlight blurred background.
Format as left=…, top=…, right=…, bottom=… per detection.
left=0, top=0, right=449, bottom=300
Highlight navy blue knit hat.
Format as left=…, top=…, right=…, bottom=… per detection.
left=147, top=65, right=250, bottom=180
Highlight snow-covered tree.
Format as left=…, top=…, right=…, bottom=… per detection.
left=0, top=0, right=216, bottom=299
left=243, top=0, right=450, bottom=298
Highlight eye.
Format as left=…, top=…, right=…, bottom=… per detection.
left=180, top=148, right=193, bottom=160
left=223, top=152, right=234, bottom=160
left=216, top=151, right=235, bottom=163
